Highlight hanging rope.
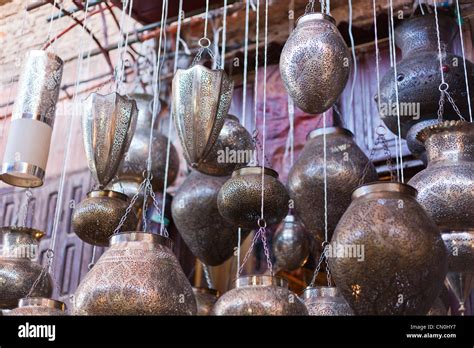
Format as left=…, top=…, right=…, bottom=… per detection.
left=235, top=0, right=251, bottom=279
left=347, top=0, right=357, bottom=123
left=45, top=0, right=59, bottom=52
left=27, top=1, right=94, bottom=298
left=364, top=0, right=395, bottom=182
left=455, top=0, right=473, bottom=122
left=237, top=0, right=273, bottom=277
left=160, top=0, right=183, bottom=236
left=220, top=0, right=228, bottom=68
left=1, top=1, right=30, bottom=140
left=388, top=0, right=404, bottom=183
left=283, top=0, right=295, bottom=169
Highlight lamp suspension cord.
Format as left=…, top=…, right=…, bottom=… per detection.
left=221, top=0, right=228, bottom=68
left=236, top=0, right=252, bottom=279
left=160, top=0, right=183, bottom=236
left=455, top=0, right=472, bottom=122
left=49, top=0, right=93, bottom=280
left=389, top=0, right=404, bottom=182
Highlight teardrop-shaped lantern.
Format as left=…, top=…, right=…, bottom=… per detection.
left=273, top=214, right=310, bottom=272
left=82, top=92, right=138, bottom=187
left=280, top=13, right=351, bottom=114
left=172, top=171, right=249, bottom=266
left=288, top=127, right=377, bottom=242
left=328, top=182, right=447, bottom=315
left=213, top=275, right=308, bottom=315
left=217, top=167, right=289, bottom=229
left=172, top=65, right=234, bottom=167
left=73, top=232, right=196, bottom=315
left=4, top=297, right=66, bottom=316
left=303, top=286, right=353, bottom=316
left=108, top=94, right=180, bottom=199
left=196, top=115, right=254, bottom=176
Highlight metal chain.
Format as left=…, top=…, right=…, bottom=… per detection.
left=113, top=179, right=146, bottom=234
left=359, top=125, right=394, bottom=185
left=26, top=249, right=54, bottom=298
left=237, top=228, right=262, bottom=276
left=305, top=0, right=316, bottom=13
left=260, top=226, right=273, bottom=276
left=16, top=188, right=32, bottom=227
left=202, top=262, right=214, bottom=289
left=252, top=129, right=271, bottom=167
left=309, top=244, right=328, bottom=287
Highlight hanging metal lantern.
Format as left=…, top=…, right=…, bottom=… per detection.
left=442, top=230, right=474, bottom=274
left=82, top=92, right=138, bottom=188
left=280, top=13, right=351, bottom=114
left=288, top=127, right=377, bottom=242
left=1, top=50, right=63, bottom=188
left=408, top=121, right=474, bottom=230
left=213, top=275, right=308, bottom=315
left=377, top=13, right=474, bottom=138
left=328, top=182, right=447, bottom=315
left=71, top=190, right=138, bottom=247
left=73, top=232, right=196, bottom=315
left=273, top=214, right=310, bottom=272
left=172, top=65, right=234, bottom=167
left=196, top=115, right=254, bottom=176
left=303, top=286, right=353, bottom=316
left=4, top=297, right=66, bottom=316
left=108, top=94, right=179, bottom=199
left=0, top=227, right=52, bottom=309
left=193, top=287, right=218, bottom=316
left=172, top=171, right=249, bottom=266
left=217, top=167, right=289, bottom=229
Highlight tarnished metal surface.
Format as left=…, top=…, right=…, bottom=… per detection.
left=217, top=167, right=289, bottom=229
left=11, top=50, right=64, bottom=126
left=4, top=297, right=66, bottom=316
left=328, top=182, right=447, bottom=315
left=213, top=275, right=308, bottom=315
left=171, top=171, right=249, bottom=266
left=71, top=190, right=138, bottom=247
left=193, top=287, right=218, bottom=316
left=442, top=231, right=474, bottom=273
left=288, top=127, right=377, bottom=242
left=197, top=115, right=254, bottom=176
left=113, top=94, right=179, bottom=194
left=408, top=121, right=474, bottom=230
left=82, top=92, right=138, bottom=187
left=378, top=14, right=473, bottom=138
left=0, top=227, right=52, bottom=309
left=1, top=50, right=63, bottom=188
left=280, top=13, right=351, bottom=114
left=172, top=66, right=234, bottom=167
left=406, top=119, right=439, bottom=164
left=303, top=286, right=353, bottom=316
left=73, top=232, right=197, bottom=315
left=273, top=214, right=310, bottom=272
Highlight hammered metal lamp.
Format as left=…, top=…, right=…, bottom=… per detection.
left=1, top=50, right=63, bottom=188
